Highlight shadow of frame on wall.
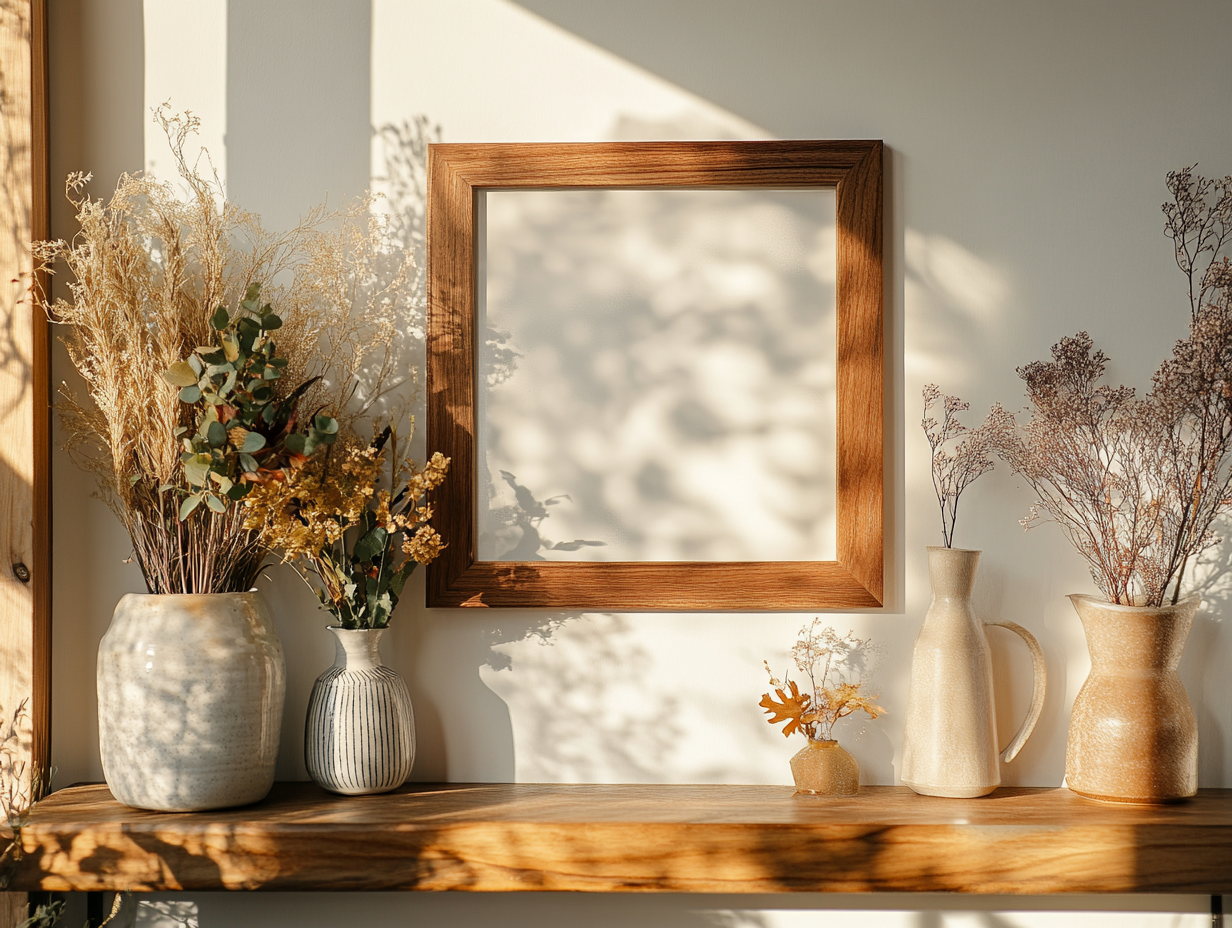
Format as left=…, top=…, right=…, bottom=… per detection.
left=426, top=140, right=883, bottom=611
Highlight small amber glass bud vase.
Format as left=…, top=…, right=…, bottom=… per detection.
left=790, top=739, right=860, bottom=796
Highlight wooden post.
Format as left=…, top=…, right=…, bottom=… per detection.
left=0, top=0, right=50, bottom=923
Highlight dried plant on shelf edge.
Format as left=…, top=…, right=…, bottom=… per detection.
left=922, top=385, right=997, bottom=548
left=36, top=107, right=416, bottom=594
left=990, top=166, right=1232, bottom=607
left=18, top=901, right=67, bottom=928
left=760, top=620, right=886, bottom=744
left=0, top=699, right=51, bottom=894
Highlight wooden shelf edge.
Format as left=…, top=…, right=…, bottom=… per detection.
left=7, top=783, right=1232, bottom=894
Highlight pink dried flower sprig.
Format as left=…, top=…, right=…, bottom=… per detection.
left=922, top=385, right=997, bottom=548
left=991, top=166, right=1232, bottom=607
left=988, top=333, right=1175, bottom=606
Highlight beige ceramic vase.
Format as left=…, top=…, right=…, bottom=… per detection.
left=901, top=547, right=1047, bottom=797
left=790, top=739, right=859, bottom=796
left=97, top=592, right=285, bottom=811
left=1065, top=594, right=1198, bottom=804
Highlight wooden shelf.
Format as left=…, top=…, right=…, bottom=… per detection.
left=8, top=783, right=1232, bottom=894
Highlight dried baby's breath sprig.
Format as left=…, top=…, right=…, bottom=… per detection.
left=36, top=107, right=416, bottom=593
left=988, top=334, right=1168, bottom=605
left=922, top=385, right=997, bottom=547
left=760, top=620, right=885, bottom=743
left=992, top=167, right=1232, bottom=607
left=1164, top=165, right=1232, bottom=321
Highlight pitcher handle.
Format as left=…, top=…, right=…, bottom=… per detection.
left=985, top=620, right=1047, bottom=764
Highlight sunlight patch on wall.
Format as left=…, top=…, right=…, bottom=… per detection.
left=478, top=188, right=837, bottom=562
left=143, top=0, right=227, bottom=187
left=904, top=229, right=1010, bottom=384
left=370, top=0, right=767, bottom=146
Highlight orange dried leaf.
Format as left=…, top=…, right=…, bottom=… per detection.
left=759, top=679, right=811, bottom=738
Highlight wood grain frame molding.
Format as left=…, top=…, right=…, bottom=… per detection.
left=426, top=140, right=883, bottom=611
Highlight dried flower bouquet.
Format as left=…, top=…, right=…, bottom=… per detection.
left=992, top=167, right=1232, bottom=607
left=245, top=428, right=448, bottom=629
left=37, top=109, right=416, bottom=594
left=760, top=620, right=885, bottom=743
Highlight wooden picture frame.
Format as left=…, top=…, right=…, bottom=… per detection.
left=426, top=140, right=883, bottom=610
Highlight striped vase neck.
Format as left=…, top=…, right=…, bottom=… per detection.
left=328, top=626, right=386, bottom=671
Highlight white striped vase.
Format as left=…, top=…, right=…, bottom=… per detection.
left=304, top=626, right=415, bottom=795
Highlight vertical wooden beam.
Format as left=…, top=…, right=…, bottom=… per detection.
left=0, top=0, right=50, bottom=922
left=29, top=0, right=50, bottom=788
left=0, top=896, right=21, bottom=928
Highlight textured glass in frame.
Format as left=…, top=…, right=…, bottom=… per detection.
left=476, top=188, right=837, bottom=563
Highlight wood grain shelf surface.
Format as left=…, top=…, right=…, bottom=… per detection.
left=8, top=783, right=1232, bottom=894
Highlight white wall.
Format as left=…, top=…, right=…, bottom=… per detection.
left=46, top=1, right=1232, bottom=925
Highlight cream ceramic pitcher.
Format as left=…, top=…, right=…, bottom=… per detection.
left=901, top=547, right=1047, bottom=797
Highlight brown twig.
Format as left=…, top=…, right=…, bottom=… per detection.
left=922, top=385, right=996, bottom=548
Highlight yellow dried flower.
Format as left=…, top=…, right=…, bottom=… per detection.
left=402, top=524, right=445, bottom=564
left=247, top=432, right=449, bottom=626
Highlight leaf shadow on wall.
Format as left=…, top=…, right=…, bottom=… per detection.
left=478, top=182, right=839, bottom=565
left=402, top=594, right=687, bottom=784
left=398, top=582, right=576, bottom=783
left=483, top=611, right=684, bottom=783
